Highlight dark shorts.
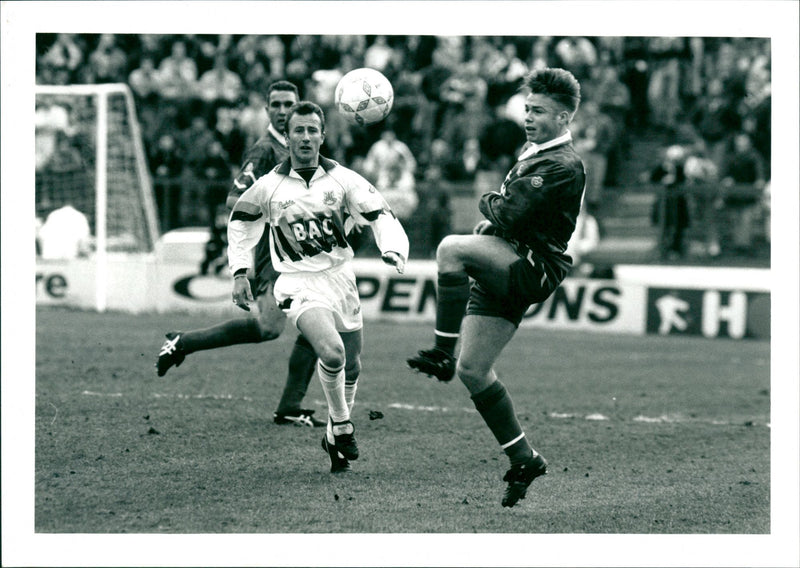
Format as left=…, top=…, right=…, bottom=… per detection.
left=251, top=231, right=279, bottom=297
left=466, top=250, right=569, bottom=327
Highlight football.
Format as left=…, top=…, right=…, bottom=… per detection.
left=334, top=67, right=394, bottom=126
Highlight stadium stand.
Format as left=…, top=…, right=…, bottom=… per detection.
left=35, top=34, right=771, bottom=268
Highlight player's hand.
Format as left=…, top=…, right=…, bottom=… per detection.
left=381, top=251, right=406, bottom=274
left=232, top=275, right=254, bottom=311
left=473, top=220, right=498, bottom=235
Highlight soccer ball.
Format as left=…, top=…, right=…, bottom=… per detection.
left=334, top=68, right=394, bottom=126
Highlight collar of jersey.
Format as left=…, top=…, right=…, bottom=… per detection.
left=276, top=155, right=338, bottom=177
left=267, top=124, right=288, bottom=148
left=518, top=130, right=573, bottom=161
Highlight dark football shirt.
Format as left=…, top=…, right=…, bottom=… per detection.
left=478, top=137, right=586, bottom=271
left=228, top=127, right=289, bottom=290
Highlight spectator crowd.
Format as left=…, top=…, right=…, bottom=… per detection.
left=36, top=33, right=771, bottom=260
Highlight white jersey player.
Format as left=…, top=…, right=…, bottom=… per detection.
left=228, top=101, right=408, bottom=473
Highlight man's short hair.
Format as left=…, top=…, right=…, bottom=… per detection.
left=267, top=80, right=300, bottom=101
left=523, top=68, right=581, bottom=115
left=285, top=101, right=326, bottom=134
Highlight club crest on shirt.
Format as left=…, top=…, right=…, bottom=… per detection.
left=530, top=175, right=544, bottom=188
left=323, top=191, right=337, bottom=205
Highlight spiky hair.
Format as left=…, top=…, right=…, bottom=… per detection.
left=523, top=68, right=581, bottom=115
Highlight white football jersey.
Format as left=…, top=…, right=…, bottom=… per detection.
left=228, top=157, right=409, bottom=274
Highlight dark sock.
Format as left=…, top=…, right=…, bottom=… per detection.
left=275, top=335, right=317, bottom=414
left=434, top=271, right=470, bottom=355
left=180, top=318, right=263, bottom=354
left=471, top=381, right=534, bottom=466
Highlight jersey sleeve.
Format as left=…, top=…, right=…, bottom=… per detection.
left=342, top=169, right=410, bottom=261
left=478, top=159, right=579, bottom=235
left=227, top=178, right=270, bottom=274
left=227, top=145, right=277, bottom=210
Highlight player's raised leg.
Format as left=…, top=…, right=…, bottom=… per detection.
left=156, top=279, right=286, bottom=377
left=407, top=234, right=518, bottom=381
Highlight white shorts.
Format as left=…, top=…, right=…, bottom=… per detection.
left=272, top=263, right=363, bottom=333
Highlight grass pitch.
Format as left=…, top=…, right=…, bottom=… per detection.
left=34, top=306, right=770, bottom=534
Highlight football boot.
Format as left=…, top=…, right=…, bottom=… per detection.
left=407, top=347, right=456, bottom=382
left=501, top=453, right=548, bottom=508
left=156, top=331, right=185, bottom=377
left=273, top=409, right=326, bottom=427
left=321, top=436, right=351, bottom=474
left=330, top=420, right=359, bottom=460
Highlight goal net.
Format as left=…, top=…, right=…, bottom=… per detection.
left=35, top=83, right=160, bottom=310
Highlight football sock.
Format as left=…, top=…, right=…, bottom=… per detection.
left=180, top=318, right=262, bottom=354
left=434, top=271, right=470, bottom=355
left=275, top=334, right=317, bottom=415
left=317, top=360, right=348, bottom=424
left=344, top=378, right=358, bottom=414
left=471, top=380, right=534, bottom=466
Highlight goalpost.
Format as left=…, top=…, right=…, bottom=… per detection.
left=35, top=83, right=160, bottom=312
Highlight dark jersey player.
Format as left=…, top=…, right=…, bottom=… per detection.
left=156, top=81, right=324, bottom=428
left=407, top=68, right=586, bottom=507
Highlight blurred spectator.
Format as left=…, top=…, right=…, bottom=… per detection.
left=648, top=145, right=691, bottom=260
left=553, top=37, right=597, bottom=81
left=36, top=131, right=88, bottom=212
left=387, top=68, right=424, bottom=151
left=213, top=106, right=246, bottom=167
left=528, top=36, right=552, bottom=71
left=621, top=38, right=650, bottom=132
left=149, top=133, right=184, bottom=230
left=646, top=37, right=686, bottom=132
left=195, top=139, right=232, bottom=227
left=719, top=132, right=766, bottom=253
left=683, top=148, right=721, bottom=257
left=242, top=60, right=272, bottom=95
left=690, top=77, right=741, bottom=171
left=85, top=34, right=128, bottom=83
left=179, top=115, right=218, bottom=175
left=197, top=53, right=243, bottom=106
left=572, top=101, right=615, bottom=207
left=35, top=99, right=72, bottom=171
left=128, top=56, right=161, bottom=100
left=157, top=39, right=198, bottom=100
left=38, top=204, right=93, bottom=259
left=376, top=160, right=419, bottom=224
left=455, top=138, right=483, bottom=181
left=565, top=203, right=601, bottom=276
left=237, top=91, right=268, bottom=148
left=479, top=104, right=526, bottom=174
left=362, top=129, right=417, bottom=184
left=739, top=60, right=771, bottom=178
left=415, top=45, right=456, bottom=152
left=439, top=59, right=489, bottom=147
left=39, top=33, right=84, bottom=85
left=364, top=35, right=396, bottom=73
left=585, top=64, right=630, bottom=186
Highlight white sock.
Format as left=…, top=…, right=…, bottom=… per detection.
left=317, top=360, right=348, bottom=427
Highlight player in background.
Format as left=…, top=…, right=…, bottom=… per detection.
left=156, top=81, right=325, bottom=428
left=407, top=68, right=586, bottom=507
left=228, top=101, right=408, bottom=473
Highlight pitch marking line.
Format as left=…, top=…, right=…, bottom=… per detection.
left=78, top=391, right=769, bottom=428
